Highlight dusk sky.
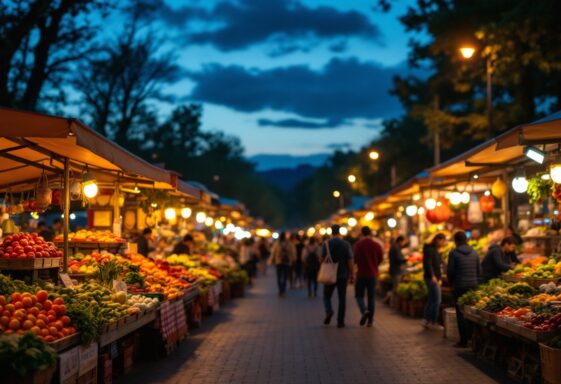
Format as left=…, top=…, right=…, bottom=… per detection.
left=131, top=0, right=417, bottom=164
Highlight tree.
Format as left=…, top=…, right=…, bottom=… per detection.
left=76, top=6, right=180, bottom=147
left=0, top=0, right=110, bottom=110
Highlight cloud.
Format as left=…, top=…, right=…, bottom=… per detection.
left=188, top=58, right=405, bottom=123
left=145, top=0, right=381, bottom=53
left=257, top=118, right=345, bottom=129
left=326, top=143, right=352, bottom=149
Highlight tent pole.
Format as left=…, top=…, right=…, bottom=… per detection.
left=63, top=158, right=70, bottom=273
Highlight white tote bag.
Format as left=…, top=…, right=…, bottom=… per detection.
left=317, top=240, right=339, bottom=285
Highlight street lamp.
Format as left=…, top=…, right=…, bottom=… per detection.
left=459, top=45, right=493, bottom=138
left=347, top=174, right=356, bottom=184
left=369, top=151, right=380, bottom=160
left=332, top=190, right=343, bottom=209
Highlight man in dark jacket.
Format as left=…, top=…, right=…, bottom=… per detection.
left=481, top=237, right=515, bottom=282
left=353, top=226, right=384, bottom=327
left=447, top=231, right=480, bottom=347
left=388, top=235, right=407, bottom=306
left=321, top=225, right=354, bottom=328
left=422, top=233, right=446, bottom=330
left=137, top=228, right=154, bottom=257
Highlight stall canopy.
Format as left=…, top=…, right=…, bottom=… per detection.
left=0, top=107, right=200, bottom=199
left=428, top=110, right=561, bottom=179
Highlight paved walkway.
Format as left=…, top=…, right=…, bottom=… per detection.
left=121, top=270, right=514, bottom=384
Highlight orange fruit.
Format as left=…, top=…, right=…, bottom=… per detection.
left=11, top=293, right=22, bottom=302
left=36, top=319, right=46, bottom=328
left=53, top=298, right=63, bottom=305
left=35, top=291, right=48, bottom=303
left=42, top=300, right=52, bottom=311
left=9, top=319, right=20, bottom=330
left=22, top=320, right=33, bottom=329
left=22, top=297, right=32, bottom=308
left=49, top=326, right=58, bottom=336
left=60, top=315, right=71, bottom=326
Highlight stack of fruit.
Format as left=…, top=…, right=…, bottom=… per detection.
left=504, top=257, right=561, bottom=280
left=55, top=230, right=124, bottom=243
left=68, top=251, right=116, bottom=274
left=0, top=290, right=76, bottom=342
left=0, top=233, right=62, bottom=259
left=120, top=254, right=190, bottom=300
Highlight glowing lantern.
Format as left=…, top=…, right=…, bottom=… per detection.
left=491, top=178, right=506, bottom=198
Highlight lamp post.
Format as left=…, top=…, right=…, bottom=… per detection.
left=460, top=45, right=493, bottom=138
left=332, top=190, right=344, bottom=209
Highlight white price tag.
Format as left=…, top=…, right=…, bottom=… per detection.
left=59, top=273, right=74, bottom=288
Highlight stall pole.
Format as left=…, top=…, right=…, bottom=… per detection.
left=113, top=183, right=121, bottom=237
left=63, top=157, right=70, bottom=273
left=502, top=171, right=510, bottom=232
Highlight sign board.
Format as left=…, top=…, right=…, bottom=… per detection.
left=79, top=343, right=98, bottom=375
left=59, top=346, right=79, bottom=383
left=59, top=273, right=74, bottom=288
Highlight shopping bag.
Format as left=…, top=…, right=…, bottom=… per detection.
left=317, top=240, right=338, bottom=285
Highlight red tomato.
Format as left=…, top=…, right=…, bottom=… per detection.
left=35, top=291, right=48, bottom=303
left=11, top=293, right=22, bottom=302
left=22, top=297, right=32, bottom=308
left=42, top=300, right=52, bottom=311
left=60, top=315, right=71, bottom=326
left=53, top=298, right=64, bottom=305
left=9, top=319, right=20, bottom=330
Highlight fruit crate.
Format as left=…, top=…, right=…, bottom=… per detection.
left=7, top=364, right=56, bottom=384
left=539, top=343, right=561, bottom=384
left=48, top=333, right=80, bottom=353
left=525, top=278, right=561, bottom=288
left=0, top=257, right=61, bottom=270
left=505, top=322, right=556, bottom=343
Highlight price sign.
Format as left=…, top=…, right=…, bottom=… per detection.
left=59, top=273, right=74, bottom=287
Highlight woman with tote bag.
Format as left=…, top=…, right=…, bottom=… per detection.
left=320, top=225, right=354, bottom=328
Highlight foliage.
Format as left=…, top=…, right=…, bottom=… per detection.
left=527, top=176, right=552, bottom=204
left=395, top=279, right=428, bottom=301
left=227, top=270, right=250, bottom=285
left=0, top=333, right=56, bottom=376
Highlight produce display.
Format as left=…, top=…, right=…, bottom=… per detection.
left=68, top=251, right=115, bottom=274
left=0, top=287, right=76, bottom=342
left=503, top=257, right=561, bottom=280
left=54, top=230, right=124, bottom=243
left=395, top=278, right=428, bottom=301
left=0, top=332, right=56, bottom=377
left=0, top=233, right=62, bottom=259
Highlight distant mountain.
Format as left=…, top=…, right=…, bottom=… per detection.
left=259, top=164, right=317, bottom=191
left=249, top=153, right=329, bottom=171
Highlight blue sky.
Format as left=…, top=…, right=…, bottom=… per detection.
left=137, top=0, right=415, bottom=160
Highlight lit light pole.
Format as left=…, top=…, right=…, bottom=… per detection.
left=459, top=45, right=493, bottom=138
left=332, top=190, right=344, bottom=209
left=368, top=151, right=380, bottom=161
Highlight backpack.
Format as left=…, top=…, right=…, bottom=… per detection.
left=280, top=244, right=290, bottom=264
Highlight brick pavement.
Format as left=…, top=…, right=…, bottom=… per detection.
left=121, top=271, right=514, bottom=384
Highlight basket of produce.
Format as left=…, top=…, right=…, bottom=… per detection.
left=540, top=337, right=561, bottom=384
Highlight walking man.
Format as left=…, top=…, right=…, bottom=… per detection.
left=270, top=232, right=296, bottom=297
left=322, top=225, right=354, bottom=328
left=422, top=233, right=446, bottom=330
left=387, top=235, right=407, bottom=306
left=353, top=226, right=384, bottom=326
left=447, top=231, right=480, bottom=347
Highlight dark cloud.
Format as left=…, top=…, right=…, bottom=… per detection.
left=134, top=0, right=207, bottom=27
left=188, top=58, right=405, bottom=123
left=326, top=143, right=352, bottom=149
left=154, top=0, right=381, bottom=53
left=257, top=118, right=345, bottom=129
left=329, top=41, right=348, bottom=53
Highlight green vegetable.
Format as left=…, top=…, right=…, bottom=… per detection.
left=94, top=259, right=123, bottom=287
left=123, top=272, right=145, bottom=288
left=0, top=333, right=56, bottom=376
left=506, top=283, right=538, bottom=298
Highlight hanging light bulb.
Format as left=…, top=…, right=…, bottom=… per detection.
left=461, top=192, right=470, bottom=204
left=425, top=198, right=437, bottom=210
left=196, top=212, right=206, bottom=223
left=512, top=176, right=528, bottom=193
left=449, top=191, right=462, bottom=205
left=214, top=220, right=224, bottom=230
left=347, top=217, right=357, bottom=227
left=387, top=218, right=397, bottom=228
left=417, top=207, right=425, bottom=215
left=550, top=164, right=561, bottom=184
left=82, top=172, right=98, bottom=199
left=164, top=208, right=176, bottom=220
left=405, top=205, right=418, bottom=217
left=364, top=211, right=375, bottom=221
left=484, top=190, right=491, bottom=196
left=181, top=207, right=192, bottom=219
left=339, top=227, right=349, bottom=236
left=205, top=217, right=214, bottom=227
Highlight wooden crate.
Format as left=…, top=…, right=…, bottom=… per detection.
left=0, top=257, right=61, bottom=270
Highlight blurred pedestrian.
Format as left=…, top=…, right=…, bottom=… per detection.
left=422, top=233, right=446, bottom=330
left=172, top=234, right=194, bottom=255
left=257, top=237, right=270, bottom=276
left=386, top=235, right=406, bottom=306
left=303, top=237, right=321, bottom=297
left=270, top=232, right=296, bottom=297
left=239, top=238, right=254, bottom=284
left=293, top=234, right=305, bottom=288
left=353, top=226, right=384, bottom=327
left=37, top=221, right=54, bottom=242
left=322, top=225, right=354, bottom=328
left=447, top=231, right=480, bottom=348
left=137, top=228, right=154, bottom=257
left=481, top=237, right=516, bottom=282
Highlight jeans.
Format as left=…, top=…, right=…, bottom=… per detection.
left=324, top=278, right=348, bottom=324
left=276, top=264, right=290, bottom=294
left=423, top=278, right=441, bottom=324
left=454, top=287, right=475, bottom=344
left=390, top=272, right=403, bottom=306
left=355, top=277, right=376, bottom=320
left=307, top=270, right=318, bottom=296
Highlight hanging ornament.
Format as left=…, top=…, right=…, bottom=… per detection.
left=491, top=178, right=506, bottom=198
left=468, top=195, right=483, bottom=223
left=425, top=198, right=451, bottom=223
left=479, top=195, right=495, bottom=213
